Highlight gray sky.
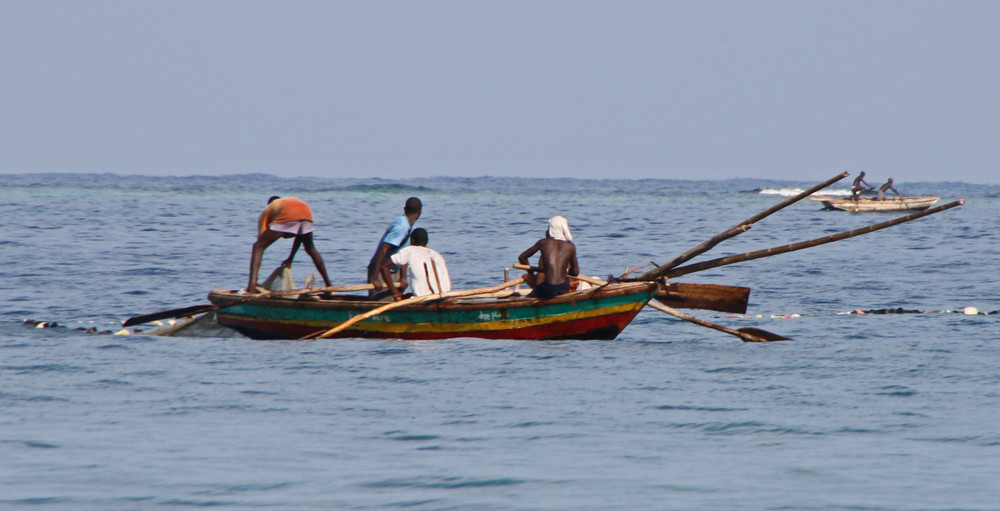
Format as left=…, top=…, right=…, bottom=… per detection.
left=2, top=1, right=998, bottom=183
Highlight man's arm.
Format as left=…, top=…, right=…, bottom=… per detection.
left=518, top=241, right=543, bottom=287
left=369, top=243, right=395, bottom=286
left=432, top=254, right=451, bottom=292
left=568, top=245, right=579, bottom=277
left=518, top=241, right=541, bottom=266
left=381, top=253, right=405, bottom=300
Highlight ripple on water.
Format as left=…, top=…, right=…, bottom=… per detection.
left=358, top=476, right=527, bottom=489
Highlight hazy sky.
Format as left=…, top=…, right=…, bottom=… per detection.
left=2, top=1, right=998, bottom=183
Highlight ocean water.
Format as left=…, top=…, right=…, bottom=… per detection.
left=1, top=173, right=999, bottom=510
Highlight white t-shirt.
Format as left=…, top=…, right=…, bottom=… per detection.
left=390, top=246, right=452, bottom=296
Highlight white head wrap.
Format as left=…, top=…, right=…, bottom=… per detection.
left=547, top=216, right=573, bottom=241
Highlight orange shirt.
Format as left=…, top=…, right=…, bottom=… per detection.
left=258, top=197, right=314, bottom=235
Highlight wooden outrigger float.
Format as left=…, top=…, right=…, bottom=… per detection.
left=124, top=173, right=963, bottom=343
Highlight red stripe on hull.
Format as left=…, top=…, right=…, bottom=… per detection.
left=218, top=309, right=642, bottom=341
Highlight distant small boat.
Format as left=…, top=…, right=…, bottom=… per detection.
left=809, top=196, right=940, bottom=212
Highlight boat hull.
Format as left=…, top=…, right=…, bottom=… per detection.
left=810, top=196, right=940, bottom=212
left=209, top=281, right=658, bottom=340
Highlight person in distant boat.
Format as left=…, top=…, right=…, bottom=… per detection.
left=876, top=178, right=901, bottom=200
left=380, top=228, right=451, bottom=300
left=851, top=171, right=874, bottom=201
left=367, top=197, right=422, bottom=299
left=247, top=196, right=332, bottom=293
left=518, top=216, right=579, bottom=299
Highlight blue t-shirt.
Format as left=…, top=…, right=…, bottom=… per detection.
left=380, top=215, right=412, bottom=250
left=367, top=216, right=413, bottom=276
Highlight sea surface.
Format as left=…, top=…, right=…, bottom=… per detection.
left=2, top=173, right=998, bottom=510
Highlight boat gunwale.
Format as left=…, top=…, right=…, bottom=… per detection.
left=808, top=195, right=940, bottom=203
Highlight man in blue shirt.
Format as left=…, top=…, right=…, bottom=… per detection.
left=367, top=197, right=422, bottom=298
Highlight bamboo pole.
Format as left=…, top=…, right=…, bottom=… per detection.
left=432, top=260, right=444, bottom=298
left=664, top=199, right=964, bottom=279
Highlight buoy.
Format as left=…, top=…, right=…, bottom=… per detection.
left=963, top=307, right=979, bottom=315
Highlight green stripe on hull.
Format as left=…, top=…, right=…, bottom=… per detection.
left=225, top=290, right=645, bottom=325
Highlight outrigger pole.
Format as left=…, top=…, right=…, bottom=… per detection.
left=664, top=200, right=964, bottom=279
left=637, top=171, right=849, bottom=280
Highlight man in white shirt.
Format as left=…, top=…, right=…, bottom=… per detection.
left=384, top=228, right=451, bottom=300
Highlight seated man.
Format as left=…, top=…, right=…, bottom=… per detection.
left=247, top=196, right=332, bottom=293
left=381, top=228, right=451, bottom=300
left=876, top=178, right=901, bottom=200
left=517, top=216, right=579, bottom=299
left=851, top=171, right=874, bottom=201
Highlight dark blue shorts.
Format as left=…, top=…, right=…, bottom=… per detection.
left=530, top=281, right=571, bottom=299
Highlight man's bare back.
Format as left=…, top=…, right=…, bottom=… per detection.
left=530, top=237, right=578, bottom=285
left=518, top=216, right=580, bottom=299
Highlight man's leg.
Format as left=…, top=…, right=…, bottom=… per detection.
left=300, top=233, right=332, bottom=287
left=248, top=230, right=282, bottom=292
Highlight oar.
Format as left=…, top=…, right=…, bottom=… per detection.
left=123, top=283, right=375, bottom=327
left=896, top=192, right=911, bottom=209
left=302, top=277, right=527, bottom=340
left=664, top=200, right=964, bottom=279
left=645, top=300, right=790, bottom=342
left=638, top=172, right=849, bottom=280
left=515, top=265, right=783, bottom=342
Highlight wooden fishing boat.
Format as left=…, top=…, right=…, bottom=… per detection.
left=809, top=195, right=940, bottom=212
left=207, top=281, right=658, bottom=340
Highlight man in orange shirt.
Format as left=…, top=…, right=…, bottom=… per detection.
left=247, top=196, right=332, bottom=293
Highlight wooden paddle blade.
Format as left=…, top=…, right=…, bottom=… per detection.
left=737, top=327, right=792, bottom=342
left=123, top=304, right=215, bottom=327
left=645, top=299, right=790, bottom=343
left=656, top=282, right=750, bottom=314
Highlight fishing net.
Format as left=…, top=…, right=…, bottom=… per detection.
left=145, top=266, right=297, bottom=338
